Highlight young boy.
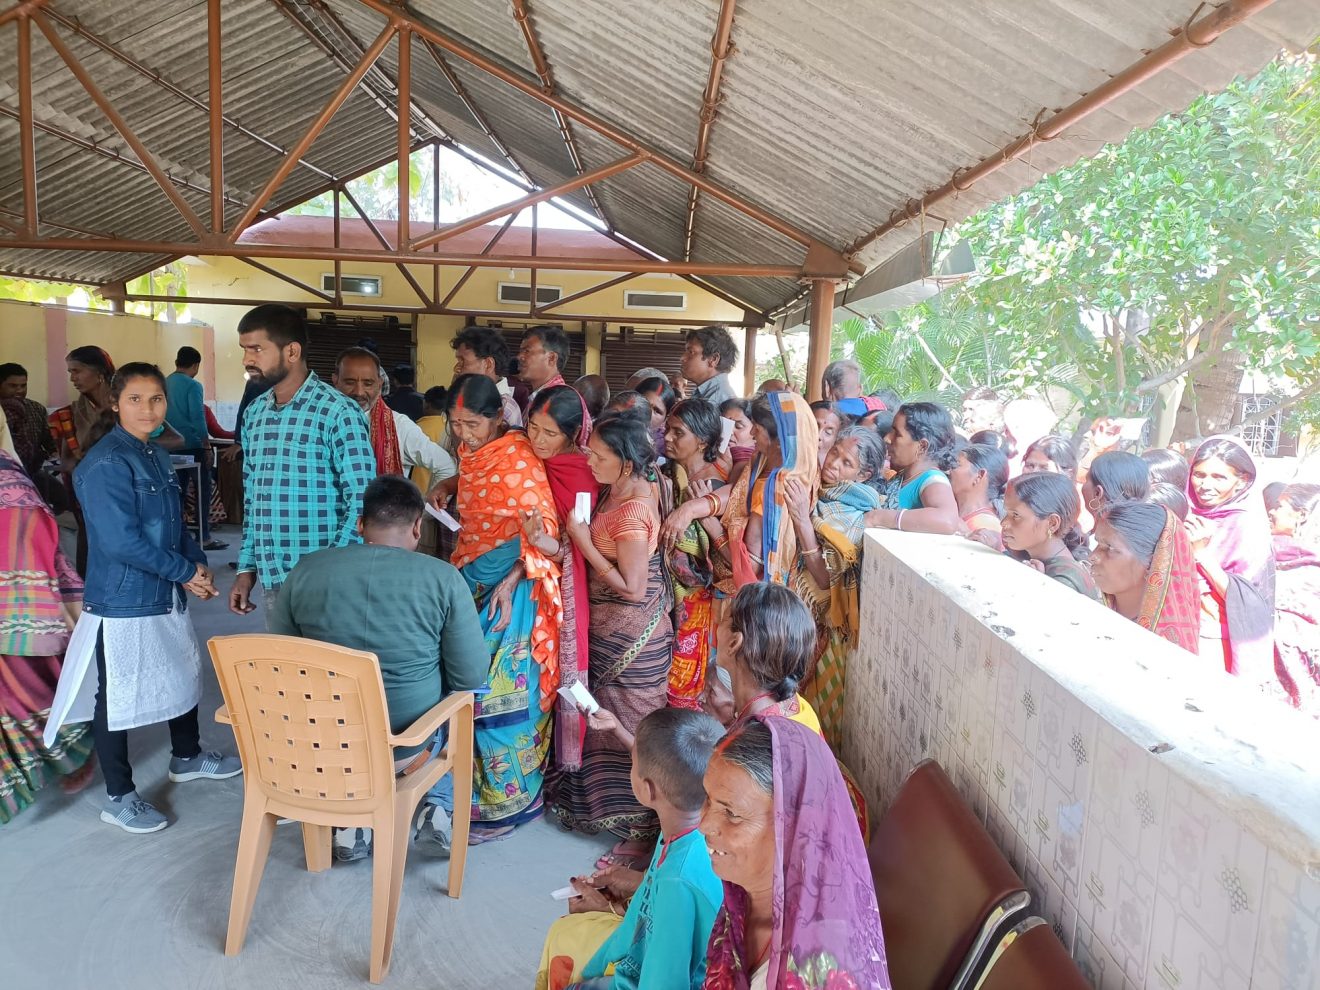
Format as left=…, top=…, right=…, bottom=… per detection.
left=537, top=708, right=726, bottom=990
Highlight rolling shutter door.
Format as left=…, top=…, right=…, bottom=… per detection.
left=496, top=327, right=586, bottom=382
left=301, top=314, right=415, bottom=385
left=599, top=327, right=688, bottom=394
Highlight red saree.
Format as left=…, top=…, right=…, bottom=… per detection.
left=1105, top=507, right=1200, bottom=654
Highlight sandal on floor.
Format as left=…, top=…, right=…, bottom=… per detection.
left=467, top=824, right=516, bottom=845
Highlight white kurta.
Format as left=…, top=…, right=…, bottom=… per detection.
left=392, top=409, right=456, bottom=481
left=45, top=606, right=202, bottom=740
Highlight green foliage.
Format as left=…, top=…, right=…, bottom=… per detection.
left=840, top=52, right=1320, bottom=432
left=287, top=145, right=465, bottom=220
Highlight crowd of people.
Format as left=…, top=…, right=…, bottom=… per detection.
left=1, top=304, right=1315, bottom=988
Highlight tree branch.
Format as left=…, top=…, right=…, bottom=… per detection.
left=1135, top=314, right=1235, bottom=394
left=1228, top=380, right=1320, bottom=434
left=913, top=329, right=964, bottom=392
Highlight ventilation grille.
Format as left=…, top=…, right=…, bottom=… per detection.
left=320, top=273, right=381, bottom=296
left=498, top=282, right=562, bottom=305
left=624, top=290, right=687, bottom=311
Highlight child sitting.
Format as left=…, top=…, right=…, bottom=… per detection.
left=536, top=708, right=726, bottom=990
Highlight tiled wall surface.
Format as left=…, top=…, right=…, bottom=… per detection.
left=844, top=532, right=1320, bottom=990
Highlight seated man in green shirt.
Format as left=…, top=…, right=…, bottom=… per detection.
left=269, top=475, right=488, bottom=861
left=537, top=708, right=726, bottom=990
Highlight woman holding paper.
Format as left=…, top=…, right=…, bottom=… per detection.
left=659, top=398, right=730, bottom=710
left=548, top=415, right=673, bottom=847
left=0, top=449, right=95, bottom=823
left=523, top=385, right=598, bottom=774
left=448, top=373, right=564, bottom=842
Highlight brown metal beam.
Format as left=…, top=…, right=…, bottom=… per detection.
left=40, top=6, right=335, bottom=185
left=509, top=0, right=609, bottom=227
left=207, top=0, right=224, bottom=234
left=0, top=204, right=114, bottom=240
left=0, top=0, right=48, bottom=29
left=109, top=291, right=761, bottom=326
left=0, top=103, right=251, bottom=212
left=16, top=13, right=38, bottom=235
left=536, top=271, right=641, bottom=314
left=419, top=38, right=532, bottom=186
left=412, top=154, right=643, bottom=251
left=236, top=256, right=335, bottom=302
left=231, top=20, right=398, bottom=240
left=357, top=0, right=847, bottom=264
left=33, top=11, right=208, bottom=238
left=0, top=236, right=804, bottom=277
left=683, top=0, right=737, bottom=262
left=396, top=26, right=411, bottom=256
left=338, top=184, right=432, bottom=307
left=439, top=213, right=516, bottom=309
left=846, top=0, right=1282, bottom=257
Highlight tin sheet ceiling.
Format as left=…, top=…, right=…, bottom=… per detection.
left=1, top=0, right=1317, bottom=312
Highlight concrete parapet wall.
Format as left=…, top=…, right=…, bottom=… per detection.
left=845, top=531, right=1320, bottom=990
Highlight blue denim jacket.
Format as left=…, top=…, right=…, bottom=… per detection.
left=73, top=425, right=207, bottom=617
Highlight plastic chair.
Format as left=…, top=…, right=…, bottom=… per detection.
left=869, top=759, right=1030, bottom=990
left=209, top=634, right=474, bottom=983
left=975, top=917, right=1091, bottom=990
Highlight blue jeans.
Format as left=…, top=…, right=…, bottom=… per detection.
left=424, top=724, right=453, bottom=813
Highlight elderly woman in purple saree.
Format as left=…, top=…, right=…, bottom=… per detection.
left=699, top=716, right=889, bottom=990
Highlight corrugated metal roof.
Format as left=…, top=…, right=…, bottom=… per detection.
left=1, top=0, right=1317, bottom=312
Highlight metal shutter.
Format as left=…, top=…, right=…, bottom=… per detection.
left=302, top=313, right=415, bottom=386
left=599, top=326, right=687, bottom=394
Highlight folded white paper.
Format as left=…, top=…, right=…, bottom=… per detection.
left=425, top=503, right=461, bottom=531
left=718, top=416, right=736, bottom=453
left=550, top=885, right=580, bottom=901
left=573, top=491, right=592, bottom=525
left=557, top=680, right=600, bottom=714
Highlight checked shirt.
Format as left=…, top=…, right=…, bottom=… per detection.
left=238, top=371, right=375, bottom=590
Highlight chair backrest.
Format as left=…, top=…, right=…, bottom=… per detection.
left=869, top=759, right=1029, bottom=990
left=975, top=918, right=1090, bottom=990
left=209, top=634, right=396, bottom=816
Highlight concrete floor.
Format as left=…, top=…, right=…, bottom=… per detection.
left=1, top=526, right=612, bottom=989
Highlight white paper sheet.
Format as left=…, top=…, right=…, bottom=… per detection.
left=718, top=416, right=736, bottom=453
left=556, top=680, right=600, bottom=714
left=573, top=491, right=592, bottom=525
left=425, top=503, right=461, bottom=531
left=550, top=885, right=580, bottom=901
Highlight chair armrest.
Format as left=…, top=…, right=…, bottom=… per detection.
left=389, top=691, right=473, bottom=749
left=215, top=704, right=232, bottom=725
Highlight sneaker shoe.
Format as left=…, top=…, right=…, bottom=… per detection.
left=168, top=750, right=243, bottom=782
left=100, top=791, right=169, bottom=834
left=333, top=827, right=373, bottom=862
left=414, top=802, right=452, bottom=856
left=204, top=539, right=229, bottom=551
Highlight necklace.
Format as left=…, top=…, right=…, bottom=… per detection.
left=734, top=691, right=775, bottom=722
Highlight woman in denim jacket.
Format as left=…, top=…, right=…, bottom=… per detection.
left=71, top=362, right=241, bottom=833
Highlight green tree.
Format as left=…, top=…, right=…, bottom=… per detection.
left=840, top=51, right=1320, bottom=438
left=286, top=145, right=465, bottom=221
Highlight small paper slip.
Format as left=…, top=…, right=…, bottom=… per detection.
left=425, top=503, right=461, bottom=531
left=573, top=491, right=592, bottom=525
left=550, top=885, right=580, bottom=901
left=718, top=416, right=736, bottom=453
left=557, top=680, right=600, bottom=714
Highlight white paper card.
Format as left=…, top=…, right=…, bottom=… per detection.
left=550, top=885, right=580, bottom=901
left=425, top=503, right=461, bottom=531
left=557, top=680, right=600, bottom=714
left=574, top=491, right=592, bottom=525
left=718, top=416, right=736, bottom=453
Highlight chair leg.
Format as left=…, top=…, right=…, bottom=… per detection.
left=383, top=797, right=414, bottom=973
left=368, top=811, right=400, bottom=984
left=226, top=800, right=277, bottom=956
left=302, top=823, right=332, bottom=873
left=447, top=709, right=473, bottom=899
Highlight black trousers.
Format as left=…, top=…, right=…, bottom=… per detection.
left=91, top=628, right=201, bottom=798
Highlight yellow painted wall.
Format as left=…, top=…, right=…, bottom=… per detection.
left=0, top=298, right=227, bottom=407
left=186, top=254, right=745, bottom=391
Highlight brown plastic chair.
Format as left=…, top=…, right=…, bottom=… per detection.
left=975, top=918, right=1091, bottom=990
left=869, top=759, right=1030, bottom=990
left=209, top=634, right=474, bottom=984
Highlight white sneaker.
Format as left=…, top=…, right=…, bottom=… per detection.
left=414, top=803, right=452, bottom=856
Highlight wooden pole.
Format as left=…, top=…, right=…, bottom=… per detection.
left=805, top=279, right=835, bottom=401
